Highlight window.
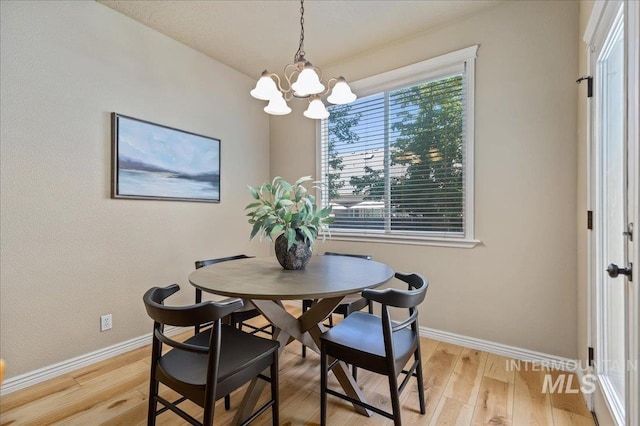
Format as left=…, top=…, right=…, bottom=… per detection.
left=318, top=46, right=478, bottom=247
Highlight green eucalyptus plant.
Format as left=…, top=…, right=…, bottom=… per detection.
left=246, top=176, right=334, bottom=250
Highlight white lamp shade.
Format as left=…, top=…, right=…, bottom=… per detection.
left=303, top=98, right=330, bottom=119
left=291, top=67, right=325, bottom=96
left=327, top=80, right=357, bottom=105
left=264, top=94, right=292, bottom=115
left=250, top=75, right=279, bottom=100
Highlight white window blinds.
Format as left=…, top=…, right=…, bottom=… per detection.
left=319, top=47, right=477, bottom=244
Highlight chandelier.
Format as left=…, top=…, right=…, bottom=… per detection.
left=249, top=0, right=357, bottom=119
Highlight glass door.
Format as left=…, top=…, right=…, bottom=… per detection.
left=590, top=2, right=632, bottom=424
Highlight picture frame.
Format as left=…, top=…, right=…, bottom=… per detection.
left=111, top=113, right=220, bottom=203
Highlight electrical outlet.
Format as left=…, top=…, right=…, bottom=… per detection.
left=100, top=314, right=112, bottom=332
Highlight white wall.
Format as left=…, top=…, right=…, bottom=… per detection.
left=271, top=0, right=579, bottom=358
left=0, top=0, right=270, bottom=377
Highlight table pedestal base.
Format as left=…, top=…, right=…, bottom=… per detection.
left=232, top=297, right=371, bottom=424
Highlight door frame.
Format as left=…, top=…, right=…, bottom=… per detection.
left=585, top=1, right=640, bottom=425
left=625, top=1, right=639, bottom=425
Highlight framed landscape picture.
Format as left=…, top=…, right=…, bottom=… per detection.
left=111, top=113, right=220, bottom=202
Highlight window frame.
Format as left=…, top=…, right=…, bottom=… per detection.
left=316, top=45, right=480, bottom=248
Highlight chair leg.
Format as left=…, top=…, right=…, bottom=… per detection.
left=352, top=365, right=358, bottom=382
left=222, top=315, right=236, bottom=411
left=202, top=370, right=216, bottom=426
left=270, top=351, right=279, bottom=426
left=195, top=289, right=203, bottom=334
left=302, top=300, right=309, bottom=358
left=148, top=333, right=162, bottom=426
left=230, top=314, right=243, bottom=331
left=203, top=408, right=214, bottom=426
left=388, top=373, right=402, bottom=426
left=147, top=379, right=158, bottom=426
left=320, top=342, right=328, bottom=426
left=415, top=349, right=426, bottom=414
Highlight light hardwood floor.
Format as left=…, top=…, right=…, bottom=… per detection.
left=0, top=313, right=595, bottom=426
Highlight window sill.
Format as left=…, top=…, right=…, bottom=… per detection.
left=325, top=233, right=481, bottom=249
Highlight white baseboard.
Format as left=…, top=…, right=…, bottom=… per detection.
left=2, top=321, right=582, bottom=398
left=0, top=326, right=184, bottom=396
left=419, top=326, right=579, bottom=371
left=418, top=326, right=595, bottom=416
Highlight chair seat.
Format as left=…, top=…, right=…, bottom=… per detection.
left=320, top=312, right=417, bottom=375
left=158, top=325, right=279, bottom=394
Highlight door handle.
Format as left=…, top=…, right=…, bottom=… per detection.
left=607, top=263, right=633, bottom=281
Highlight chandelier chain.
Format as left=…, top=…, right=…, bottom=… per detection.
left=295, top=0, right=305, bottom=62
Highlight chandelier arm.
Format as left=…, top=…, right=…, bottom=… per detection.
left=269, top=73, right=287, bottom=96
left=323, top=77, right=339, bottom=96
left=282, top=63, right=300, bottom=96
left=326, top=77, right=338, bottom=87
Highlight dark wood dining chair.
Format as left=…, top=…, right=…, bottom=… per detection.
left=319, top=272, right=428, bottom=426
left=301, top=252, right=373, bottom=380
left=195, top=255, right=273, bottom=411
left=195, top=255, right=273, bottom=337
left=143, top=284, right=280, bottom=426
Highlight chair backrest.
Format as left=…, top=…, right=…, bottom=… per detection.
left=195, top=254, right=254, bottom=270
left=362, top=272, right=428, bottom=359
left=144, top=285, right=245, bottom=392
left=362, top=272, right=428, bottom=309
left=144, top=284, right=243, bottom=328
left=324, top=251, right=372, bottom=260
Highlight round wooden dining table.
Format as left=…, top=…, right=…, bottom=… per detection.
left=188, top=254, right=394, bottom=424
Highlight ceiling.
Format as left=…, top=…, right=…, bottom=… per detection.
left=98, top=0, right=503, bottom=80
